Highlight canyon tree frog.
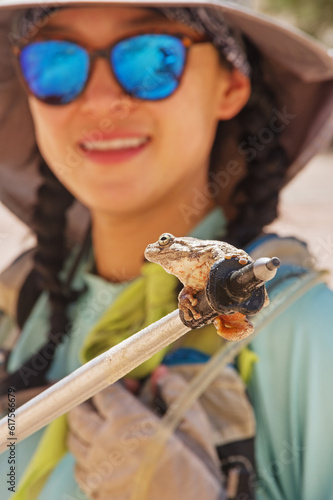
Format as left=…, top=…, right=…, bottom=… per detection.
left=145, top=233, right=254, bottom=341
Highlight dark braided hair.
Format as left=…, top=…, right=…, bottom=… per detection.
left=211, top=38, right=289, bottom=248
left=0, top=159, right=86, bottom=394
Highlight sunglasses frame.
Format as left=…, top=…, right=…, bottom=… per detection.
left=13, top=31, right=210, bottom=105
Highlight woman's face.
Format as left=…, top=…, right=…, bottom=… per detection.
left=27, top=7, right=250, bottom=218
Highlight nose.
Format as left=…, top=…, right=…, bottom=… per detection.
left=79, top=58, right=135, bottom=116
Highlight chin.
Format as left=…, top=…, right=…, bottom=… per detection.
left=74, top=176, right=162, bottom=216
left=84, top=194, right=148, bottom=217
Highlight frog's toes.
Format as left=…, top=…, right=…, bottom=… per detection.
left=225, top=253, right=238, bottom=260
left=178, top=287, right=201, bottom=321
left=225, top=254, right=249, bottom=265
left=238, top=256, right=248, bottom=266
left=188, top=295, right=198, bottom=307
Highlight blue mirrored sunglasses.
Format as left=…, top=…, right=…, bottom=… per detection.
left=16, top=33, right=209, bottom=105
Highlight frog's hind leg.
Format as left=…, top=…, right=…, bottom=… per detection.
left=178, top=286, right=202, bottom=321
left=214, top=312, right=254, bottom=341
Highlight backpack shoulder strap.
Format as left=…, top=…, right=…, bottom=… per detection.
left=247, top=233, right=315, bottom=269
left=246, top=232, right=329, bottom=326
left=233, top=233, right=329, bottom=382
left=0, top=248, right=39, bottom=367
left=0, top=248, right=37, bottom=319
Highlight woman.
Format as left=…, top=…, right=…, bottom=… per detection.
left=0, top=1, right=333, bottom=499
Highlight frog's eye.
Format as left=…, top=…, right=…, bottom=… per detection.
left=158, top=233, right=174, bottom=247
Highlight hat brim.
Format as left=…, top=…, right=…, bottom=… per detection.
left=0, top=0, right=333, bottom=239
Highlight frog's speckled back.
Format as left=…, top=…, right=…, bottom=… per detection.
left=144, top=233, right=252, bottom=280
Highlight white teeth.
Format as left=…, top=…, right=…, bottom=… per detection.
left=82, top=137, right=149, bottom=151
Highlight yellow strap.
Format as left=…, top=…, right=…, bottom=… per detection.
left=81, top=261, right=179, bottom=378
left=237, top=347, right=259, bottom=384
left=12, top=415, right=67, bottom=500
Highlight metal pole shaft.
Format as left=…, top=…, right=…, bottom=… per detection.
left=0, top=310, right=189, bottom=453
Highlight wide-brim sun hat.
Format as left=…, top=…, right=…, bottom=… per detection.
left=1, top=0, right=333, bottom=243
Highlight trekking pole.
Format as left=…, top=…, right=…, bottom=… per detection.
left=0, top=254, right=279, bottom=452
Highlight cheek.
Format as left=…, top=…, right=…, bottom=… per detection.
left=156, top=75, right=221, bottom=167
left=167, top=50, right=225, bottom=144
left=28, top=97, right=75, bottom=164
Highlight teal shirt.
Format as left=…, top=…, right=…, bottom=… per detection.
left=1, top=208, right=333, bottom=499
left=249, top=282, right=333, bottom=500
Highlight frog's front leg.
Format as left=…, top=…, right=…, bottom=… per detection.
left=178, top=286, right=202, bottom=321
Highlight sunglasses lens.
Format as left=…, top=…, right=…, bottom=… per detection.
left=19, top=40, right=89, bottom=104
left=111, top=34, right=186, bottom=100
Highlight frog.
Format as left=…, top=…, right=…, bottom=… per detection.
left=144, top=233, right=255, bottom=341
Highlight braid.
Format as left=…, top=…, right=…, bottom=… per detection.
left=213, top=39, right=289, bottom=248
left=32, top=160, right=78, bottom=342
left=0, top=159, right=83, bottom=394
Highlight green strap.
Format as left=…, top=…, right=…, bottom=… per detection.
left=81, top=261, right=179, bottom=378
left=12, top=416, right=67, bottom=500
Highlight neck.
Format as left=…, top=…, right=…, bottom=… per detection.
left=91, top=192, right=215, bottom=282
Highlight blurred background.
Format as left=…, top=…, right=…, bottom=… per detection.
left=257, top=0, right=333, bottom=46
left=0, top=1, right=332, bottom=289
left=258, top=0, right=333, bottom=287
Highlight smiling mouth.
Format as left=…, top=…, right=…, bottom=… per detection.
left=80, top=137, right=150, bottom=152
